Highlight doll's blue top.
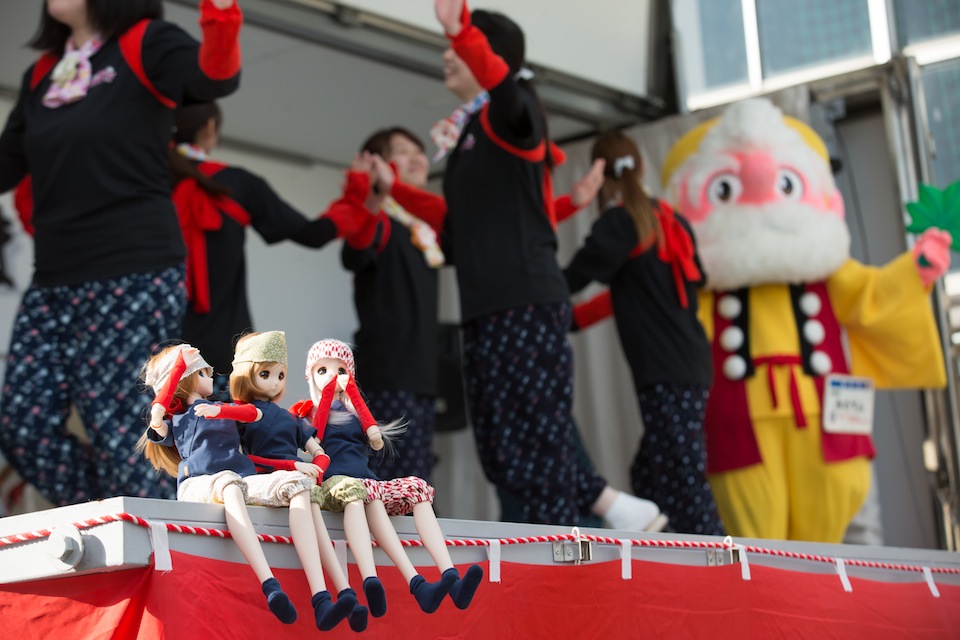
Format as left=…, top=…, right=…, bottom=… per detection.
left=239, top=399, right=316, bottom=461
left=321, top=401, right=378, bottom=480
left=149, top=399, right=255, bottom=486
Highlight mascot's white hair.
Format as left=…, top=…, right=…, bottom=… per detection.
left=663, top=99, right=850, bottom=290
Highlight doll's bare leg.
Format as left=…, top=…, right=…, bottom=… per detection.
left=412, top=502, right=484, bottom=610
left=311, top=503, right=368, bottom=632
left=222, top=484, right=296, bottom=624
left=367, top=499, right=455, bottom=613
left=311, top=503, right=349, bottom=590
left=289, top=491, right=353, bottom=631
left=343, top=499, right=387, bottom=618
left=412, top=501, right=453, bottom=572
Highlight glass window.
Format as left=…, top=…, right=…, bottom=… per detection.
left=895, top=0, right=960, bottom=46
left=922, top=59, right=960, bottom=188
left=672, top=0, right=749, bottom=95
left=755, top=0, right=872, bottom=76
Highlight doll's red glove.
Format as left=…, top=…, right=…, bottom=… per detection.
left=289, top=399, right=315, bottom=418
left=248, top=455, right=298, bottom=473
left=312, top=453, right=331, bottom=474
left=213, top=402, right=260, bottom=422
left=152, top=351, right=187, bottom=413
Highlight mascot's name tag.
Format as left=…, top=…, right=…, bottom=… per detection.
left=822, top=375, right=875, bottom=435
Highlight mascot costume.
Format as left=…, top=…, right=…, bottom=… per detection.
left=661, top=98, right=952, bottom=542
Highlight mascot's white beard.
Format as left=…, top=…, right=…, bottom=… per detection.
left=693, top=200, right=850, bottom=291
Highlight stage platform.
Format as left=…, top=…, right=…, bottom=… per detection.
left=1, top=497, right=959, bottom=638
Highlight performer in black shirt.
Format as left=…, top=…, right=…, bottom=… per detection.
left=0, top=0, right=243, bottom=505
left=341, top=127, right=443, bottom=484
left=433, top=0, right=665, bottom=530
left=565, top=131, right=725, bottom=535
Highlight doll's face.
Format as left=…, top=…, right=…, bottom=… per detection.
left=253, top=362, right=287, bottom=401
left=311, top=357, right=349, bottom=394
left=197, top=368, right=214, bottom=398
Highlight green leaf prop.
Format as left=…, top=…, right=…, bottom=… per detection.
left=905, top=180, right=960, bottom=252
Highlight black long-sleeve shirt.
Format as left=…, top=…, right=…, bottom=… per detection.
left=564, top=205, right=713, bottom=389
left=342, top=215, right=439, bottom=396
left=0, top=19, right=240, bottom=287
left=441, top=31, right=568, bottom=323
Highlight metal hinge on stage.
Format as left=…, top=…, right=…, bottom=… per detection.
left=706, top=546, right=739, bottom=566
left=552, top=539, right=593, bottom=563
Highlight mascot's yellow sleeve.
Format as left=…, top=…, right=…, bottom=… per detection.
left=827, top=253, right=946, bottom=389
left=698, top=290, right=715, bottom=341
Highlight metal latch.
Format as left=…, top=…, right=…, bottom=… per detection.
left=706, top=546, right=740, bottom=566
left=552, top=539, right=593, bottom=563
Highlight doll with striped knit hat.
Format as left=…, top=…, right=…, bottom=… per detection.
left=296, top=338, right=484, bottom=617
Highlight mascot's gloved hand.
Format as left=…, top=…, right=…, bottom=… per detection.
left=913, top=228, right=952, bottom=287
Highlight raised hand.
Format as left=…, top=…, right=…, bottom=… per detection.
left=181, top=346, right=203, bottom=370
left=435, top=0, right=465, bottom=36
left=209, top=0, right=237, bottom=9
left=370, top=154, right=395, bottom=194
left=571, top=159, right=606, bottom=208
left=913, top=228, right=953, bottom=287
left=366, top=425, right=384, bottom=451
left=149, top=403, right=167, bottom=430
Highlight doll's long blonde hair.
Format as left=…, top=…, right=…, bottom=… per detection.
left=135, top=345, right=208, bottom=478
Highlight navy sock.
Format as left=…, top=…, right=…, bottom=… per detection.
left=311, top=589, right=354, bottom=631
left=261, top=577, right=297, bottom=624
left=338, top=588, right=368, bottom=632
left=448, top=565, right=483, bottom=609
left=363, top=576, right=387, bottom=618
left=409, top=570, right=456, bottom=614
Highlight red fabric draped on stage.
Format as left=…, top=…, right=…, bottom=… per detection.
left=1, top=551, right=958, bottom=638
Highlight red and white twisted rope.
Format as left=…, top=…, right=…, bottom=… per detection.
left=2, top=512, right=959, bottom=577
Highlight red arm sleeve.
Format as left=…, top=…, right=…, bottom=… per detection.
left=311, top=453, right=331, bottom=474
left=449, top=23, right=509, bottom=91
left=247, top=455, right=298, bottom=474
left=554, top=195, right=578, bottom=224
left=214, top=403, right=260, bottom=422
left=390, top=180, right=447, bottom=232
left=343, top=378, right=378, bottom=433
left=320, top=171, right=378, bottom=241
left=198, top=0, right=243, bottom=81
left=572, top=291, right=614, bottom=331
left=153, top=352, right=187, bottom=412
left=13, top=176, right=33, bottom=236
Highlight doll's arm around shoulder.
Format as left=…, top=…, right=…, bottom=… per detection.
left=195, top=402, right=262, bottom=422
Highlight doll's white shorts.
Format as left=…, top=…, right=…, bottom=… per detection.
left=178, top=470, right=312, bottom=507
